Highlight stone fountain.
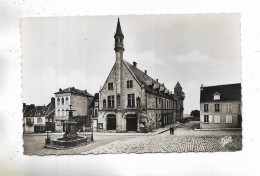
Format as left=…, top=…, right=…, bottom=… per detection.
left=44, top=105, right=89, bottom=149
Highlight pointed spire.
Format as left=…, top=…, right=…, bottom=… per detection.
left=116, top=17, right=123, bottom=34
left=175, top=81, right=182, bottom=88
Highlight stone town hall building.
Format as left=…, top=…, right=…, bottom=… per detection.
left=98, top=19, right=185, bottom=132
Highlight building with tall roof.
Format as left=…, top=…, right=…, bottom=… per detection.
left=98, top=19, right=185, bottom=132
left=200, top=83, right=242, bottom=129
left=54, top=87, right=94, bottom=132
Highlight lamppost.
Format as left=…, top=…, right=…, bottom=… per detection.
left=91, top=122, right=94, bottom=142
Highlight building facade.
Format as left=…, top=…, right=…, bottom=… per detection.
left=89, top=93, right=100, bottom=132
left=98, top=19, right=185, bottom=132
left=23, top=97, right=55, bottom=133
left=54, top=87, right=94, bottom=132
left=200, top=83, right=242, bottom=129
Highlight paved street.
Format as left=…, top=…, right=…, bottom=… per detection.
left=82, top=122, right=242, bottom=154
left=23, top=122, right=242, bottom=155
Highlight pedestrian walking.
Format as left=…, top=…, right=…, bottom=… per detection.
left=169, top=127, right=172, bottom=135
left=172, top=127, right=174, bottom=135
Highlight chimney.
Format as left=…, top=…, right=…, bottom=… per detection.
left=133, top=61, right=137, bottom=67
left=201, top=84, right=203, bottom=91
left=156, top=79, right=158, bottom=82
left=59, top=88, right=62, bottom=92
left=144, top=70, right=147, bottom=74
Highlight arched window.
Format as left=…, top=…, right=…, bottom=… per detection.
left=61, top=98, right=64, bottom=105
left=37, top=117, right=42, bottom=123
left=57, top=98, right=60, bottom=105
left=103, top=99, right=106, bottom=109
left=66, top=97, right=69, bottom=105
left=57, top=109, right=60, bottom=116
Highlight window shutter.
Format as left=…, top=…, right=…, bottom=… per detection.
left=209, top=115, right=212, bottom=123
left=201, top=104, right=204, bottom=112
left=226, top=104, right=228, bottom=111
left=214, top=115, right=220, bottom=123
left=226, top=115, right=232, bottom=123
left=210, top=104, right=213, bottom=112
left=201, top=115, right=204, bottom=122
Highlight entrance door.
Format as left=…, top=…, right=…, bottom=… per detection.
left=126, top=116, right=137, bottom=131
left=107, top=115, right=116, bottom=130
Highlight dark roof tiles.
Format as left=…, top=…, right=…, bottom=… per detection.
left=200, top=83, right=241, bottom=102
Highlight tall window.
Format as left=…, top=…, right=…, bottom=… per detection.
left=57, top=98, right=60, bottom=105
left=61, top=98, right=64, bottom=105
left=94, top=108, right=98, bottom=116
left=215, top=104, right=220, bottom=112
left=57, top=109, right=60, bottom=116
left=108, top=83, right=113, bottom=90
left=127, top=80, right=133, bottom=88
left=127, top=94, right=135, bottom=108
left=226, top=104, right=232, bottom=111
left=66, top=97, right=69, bottom=105
left=156, top=97, right=158, bottom=108
left=204, top=115, right=209, bottom=122
left=162, top=99, right=164, bottom=109
left=103, top=99, right=106, bottom=109
left=204, top=104, right=208, bottom=112
left=108, top=96, right=115, bottom=108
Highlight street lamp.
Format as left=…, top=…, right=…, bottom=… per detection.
left=91, top=122, right=94, bottom=142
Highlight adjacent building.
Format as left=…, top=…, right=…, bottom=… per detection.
left=54, top=87, right=94, bottom=132
left=23, top=97, right=55, bottom=133
left=200, top=83, right=242, bottom=129
left=98, top=19, right=185, bottom=132
left=89, top=93, right=100, bottom=132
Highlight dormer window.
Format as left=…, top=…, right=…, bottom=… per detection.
left=213, top=92, right=221, bottom=100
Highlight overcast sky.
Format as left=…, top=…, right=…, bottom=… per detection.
left=22, top=14, right=241, bottom=114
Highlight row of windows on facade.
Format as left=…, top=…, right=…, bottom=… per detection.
left=103, top=94, right=137, bottom=108
left=26, top=117, right=43, bottom=123
left=102, top=94, right=175, bottom=109
left=201, top=103, right=241, bottom=113
left=56, top=97, right=69, bottom=105
left=56, top=109, right=68, bottom=116
left=202, top=115, right=233, bottom=124
left=108, top=80, right=133, bottom=90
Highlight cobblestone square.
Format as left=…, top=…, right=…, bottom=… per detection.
left=23, top=122, right=242, bottom=155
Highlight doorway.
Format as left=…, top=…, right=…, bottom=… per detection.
left=107, top=115, right=116, bottom=130
left=126, top=115, right=137, bottom=131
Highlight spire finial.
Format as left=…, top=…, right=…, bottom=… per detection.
left=116, top=17, right=123, bottom=34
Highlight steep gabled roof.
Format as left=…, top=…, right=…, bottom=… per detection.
left=24, top=99, right=55, bottom=118
left=200, top=83, right=241, bottom=102
left=124, top=60, right=163, bottom=88
left=54, top=87, right=93, bottom=97
left=123, top=60, right=174, bottom=99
